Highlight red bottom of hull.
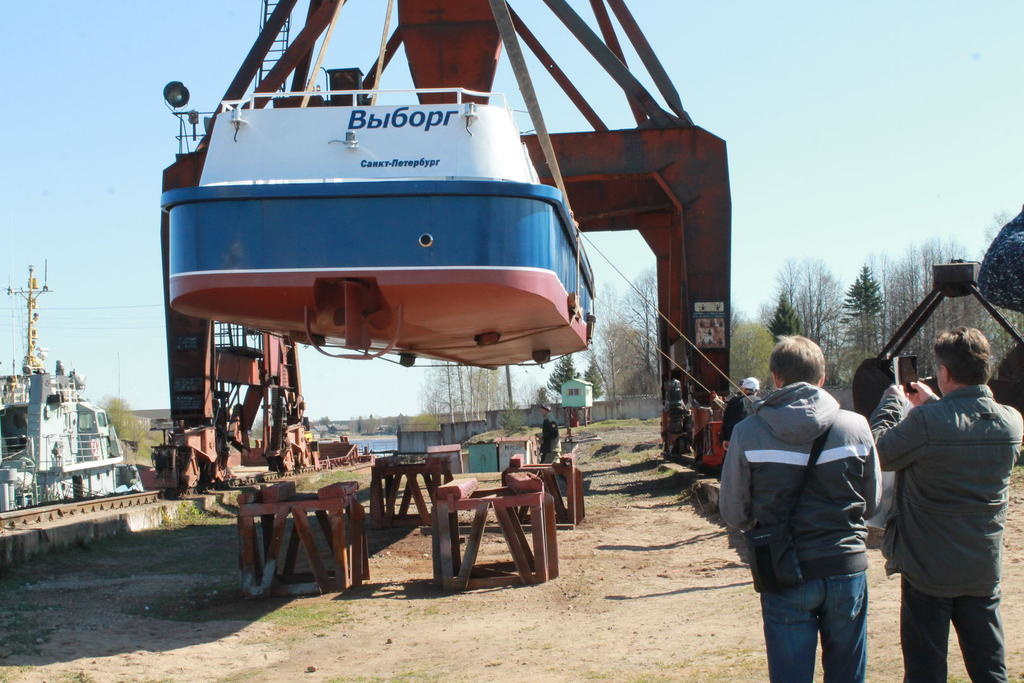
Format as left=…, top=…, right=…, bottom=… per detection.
left=171, top=268, right=589, bottom=366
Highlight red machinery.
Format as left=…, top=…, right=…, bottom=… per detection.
left=691, top=402, right=726, bottom=469
left=161, top=0, right=732, bottom=474
left=153, top=322, right=316, bottom=491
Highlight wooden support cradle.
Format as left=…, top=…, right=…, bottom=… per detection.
left=237, top=480, right=369, bottom=598
left=370, top=454, right=453, bottom=528
left=503, top=452, right=585, bottom=526
left=431, top=474, right=559, bottom=591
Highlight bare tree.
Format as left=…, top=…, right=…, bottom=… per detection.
left=621, top=268, right=660, bottom=386
left=776, top=258, right=845, bottom=380
left=419, top=364, right=506, bottom=421
left=862, top=237, right=1004, bottom=379
left=590, top=273, right=659, bottom=398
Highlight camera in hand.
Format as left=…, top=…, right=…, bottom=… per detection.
left=892, top=355, right=918, bottom=393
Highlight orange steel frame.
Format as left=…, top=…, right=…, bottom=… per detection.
left=161, top=0, right=731, bottom=451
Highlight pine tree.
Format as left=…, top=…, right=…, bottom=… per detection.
left=546, top=354, right=578, bottom=397
left=842, top=264, right=885, bottom=357
left=768, top=294, right=802, bottom=339
left=584, top=360, right=604, bottom=399
left=842, top=265, right=884, bottom=320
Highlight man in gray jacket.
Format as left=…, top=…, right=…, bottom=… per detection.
left=721, top=336, right=881, bottom=683
left=871, top=327, right=1023, bottom=682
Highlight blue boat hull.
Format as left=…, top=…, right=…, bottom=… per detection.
left=163, top=180, right=595, bottom=366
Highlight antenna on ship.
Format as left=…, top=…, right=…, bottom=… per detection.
left=6, top=265, right=52, bottom=375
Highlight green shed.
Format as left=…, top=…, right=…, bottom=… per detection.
left=467, top=442, right=499, bottom=473
left=560, top=378, right=593, bottom=408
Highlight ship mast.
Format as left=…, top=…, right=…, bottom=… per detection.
left=6, top=265, right=51, bottom=374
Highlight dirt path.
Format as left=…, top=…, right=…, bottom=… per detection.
left=2, top=421, right=1023, bottom=681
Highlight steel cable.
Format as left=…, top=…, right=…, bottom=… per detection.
left=579, top=232, right=749, bottom=400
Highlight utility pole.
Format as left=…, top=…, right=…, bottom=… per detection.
left=505, top=365, right=514, bottom=409
left=456, top=364, right=467, bottom=421
left=6, top=265, right=51, bottom=374
left=445, top=364, right=456, bottom=424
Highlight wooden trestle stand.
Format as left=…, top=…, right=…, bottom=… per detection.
left=503, top=453, right=585, bottom=526
left=237, top=481, right=369, bottom=598
left=370, top=454, right=453, bottom=528
left=431, top=473, right=558, bottom=591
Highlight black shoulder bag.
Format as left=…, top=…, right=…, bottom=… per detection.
left=743, top=426, right=832, bottom=593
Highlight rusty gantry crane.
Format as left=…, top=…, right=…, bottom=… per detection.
left=160, top=0, right=732, bottom=483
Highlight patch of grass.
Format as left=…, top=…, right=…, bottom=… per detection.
left=587, top=418, right=660, bottom=430
left=142, top=583, right=354, bottom=628
left=258, top=599, right=354, bottom=629
left=617, top=448, right=660, bottom=464
left=331, top=671, right=442, bottom=683
left=163, top=501, right=231, bottom=528
left=466, top=427, right=534, bottom=443
left=296, top=468, right=366, bottom=492
left=0, top=666, right=34, bottom=682
left=217, top=669, right=268, bottom=683
left=59, top=673, right=98, bottom=683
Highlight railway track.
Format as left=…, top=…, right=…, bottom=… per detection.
left=0, top=456, right=375, bottom=531
left=217, top=455, right=372, bottom=491
left=0, top=490, right=162, bottom=530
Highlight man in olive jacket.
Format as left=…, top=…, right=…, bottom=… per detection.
left=871, top=327, right=1023, bottom=682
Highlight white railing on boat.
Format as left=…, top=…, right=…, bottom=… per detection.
left=72, top=435, right=110, bottom=462
left=219, top=88, right=509, bottom=112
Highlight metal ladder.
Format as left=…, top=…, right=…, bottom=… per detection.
left=258, top=0, right=291, bottom=88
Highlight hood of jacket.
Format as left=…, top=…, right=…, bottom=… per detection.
left=756, top=382, right=839, bottom=444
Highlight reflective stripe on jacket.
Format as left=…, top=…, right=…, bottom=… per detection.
left=721, top=382, right=882, bottom=580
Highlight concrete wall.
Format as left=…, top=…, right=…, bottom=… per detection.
left=396, top=429, right=442, bottom=454
left=396, top=420, right=489, bottom=453
left=441, top=420, right=487, bottom=444
left=591, top=397, right=661, bottom=421
left=485, top=397, right=662, bottom=429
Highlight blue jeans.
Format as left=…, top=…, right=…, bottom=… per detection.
left=760, top=571, right=868, bottom=683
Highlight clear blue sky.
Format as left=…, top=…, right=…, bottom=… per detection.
left=1, top=1, right=1021, bottom=419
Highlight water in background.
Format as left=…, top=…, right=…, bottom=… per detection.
left=350, top=437, right=398, bottom=453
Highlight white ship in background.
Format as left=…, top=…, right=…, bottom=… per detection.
left=0, top=266, right=133, bottom=511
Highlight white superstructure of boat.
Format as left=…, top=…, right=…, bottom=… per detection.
left=0, top=266, right=134, bottom=511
